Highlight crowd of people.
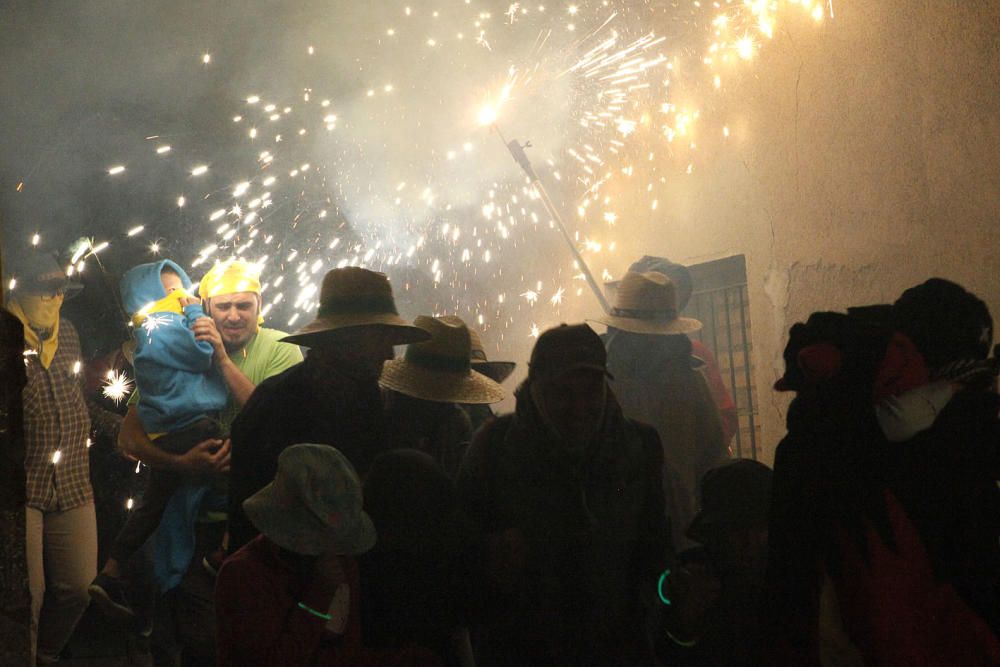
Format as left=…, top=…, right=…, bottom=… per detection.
left=7, top=247, right=999, bottom=666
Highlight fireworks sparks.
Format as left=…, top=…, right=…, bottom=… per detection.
left=102, top=369, right=134, bottom=405
left=41, top=0, right=830, bottom=359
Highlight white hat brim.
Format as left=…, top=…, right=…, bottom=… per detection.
left=592, top=314, right=702, bottom=335
left=379, top=360, right=505, bottom=404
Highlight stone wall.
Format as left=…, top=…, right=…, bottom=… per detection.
left=634, top=1, right=1000, bottom=462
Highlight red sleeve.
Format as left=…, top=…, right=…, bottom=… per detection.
left=690, top=340, right=738, bottom=445
left=215, top=548, right=335, bottom=667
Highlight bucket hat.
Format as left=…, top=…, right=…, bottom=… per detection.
left=242, top=443, right=377, bottom=556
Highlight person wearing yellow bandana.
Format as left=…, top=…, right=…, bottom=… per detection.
left=5, top=250, right=119, bottom=665
left=115, top=257, right=302, bottom=665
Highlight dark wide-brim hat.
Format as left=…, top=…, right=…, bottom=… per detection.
left=8, top=251, right=83, bottom=299
left=281, top=267, right=430, bottom=347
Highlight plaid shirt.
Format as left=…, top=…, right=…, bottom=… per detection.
left=22, top=318, right=118, bottom=510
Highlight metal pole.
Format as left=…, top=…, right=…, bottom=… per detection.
left=493, top=125, right=611, bottom=314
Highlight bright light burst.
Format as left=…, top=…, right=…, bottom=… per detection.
left=102, top=369, right=134, bottom=405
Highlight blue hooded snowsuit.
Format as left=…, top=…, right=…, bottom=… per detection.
left=120, top=259, right=227, bottom=433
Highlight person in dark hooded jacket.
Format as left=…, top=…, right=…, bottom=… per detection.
left=873, top=278, right=1000, bottom=635
left=457, top=323, right=671, bottom=666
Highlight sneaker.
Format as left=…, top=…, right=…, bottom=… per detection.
left=88, top=572, right=136, bottom=621
left=202, top=547, right=226, bottom=578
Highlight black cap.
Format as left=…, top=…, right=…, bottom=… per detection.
left=529, top=323, right=610, bottom=380
left=686, top=459, right=773, bottom=543
left=7, top=250, right=83, bottom=298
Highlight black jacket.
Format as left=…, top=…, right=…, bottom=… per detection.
left=457, top=384, right=670, bottom=665
left=879, top=389, right=1000, bottom=634
left=228, top=359, right=386, bottom=552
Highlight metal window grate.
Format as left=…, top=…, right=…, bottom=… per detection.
left=685, top=256, right=759, bottom=459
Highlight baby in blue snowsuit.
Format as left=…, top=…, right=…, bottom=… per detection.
left=89, top=259, right=227, bottom=619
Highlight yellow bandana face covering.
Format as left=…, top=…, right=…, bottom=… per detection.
left=131, top=288, right=193, bottom=327
left=18, top=294, right=63, bottom=330
left=8, top=295, right=63, bottom=368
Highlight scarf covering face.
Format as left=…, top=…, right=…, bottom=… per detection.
left=8, top=295, right=63, bottom=368
left=875, top=380, right=956, bottom=442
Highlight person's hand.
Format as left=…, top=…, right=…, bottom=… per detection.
left=179, top=296, right=200, bottom=308
left=175, top=438, right=231, bottom=475
left=313, top=553, right=348, bottom=596
left=192, top=316, right=228, bottom=364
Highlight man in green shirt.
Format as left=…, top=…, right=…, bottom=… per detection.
left=112, top=259, right=301, bottom=663
left=118, top=259, right=301, bottom=470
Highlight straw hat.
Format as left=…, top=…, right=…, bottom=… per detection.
left=379, top=316, right=505, bottom=404
left=594, top=271, right=702, bottom=335
left=243, top=444, right=377, bottom=556
left=281, top=267, right=430, bottom=347
left=438, top=315, right=516, bottom=384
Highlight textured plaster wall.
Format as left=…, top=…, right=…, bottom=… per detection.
left=639, top=1, right=1000, bottom=462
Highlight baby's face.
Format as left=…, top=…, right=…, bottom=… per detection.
left=160, top=271, right=184, bottom=295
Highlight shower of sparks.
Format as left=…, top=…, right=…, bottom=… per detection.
left=102, top=369, right=134, bottom=405
left=141, top=314, right=172, bottom=338
left=60, top=0, right=829, bottom=362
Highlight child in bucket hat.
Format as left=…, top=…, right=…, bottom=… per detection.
left=242, top=443, right=376, bottom=556
left=217, top=444, right=444, bottom=665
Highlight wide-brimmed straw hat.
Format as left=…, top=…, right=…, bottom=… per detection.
left=243, top=443, right=377, bottom=557
left=281, top=267, right=430, bottom=347
left=438, top=315, right=516, bottom=384
left=379, top=315, right=505, bottom=404
left=594, top=271, right=701, bottom=335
